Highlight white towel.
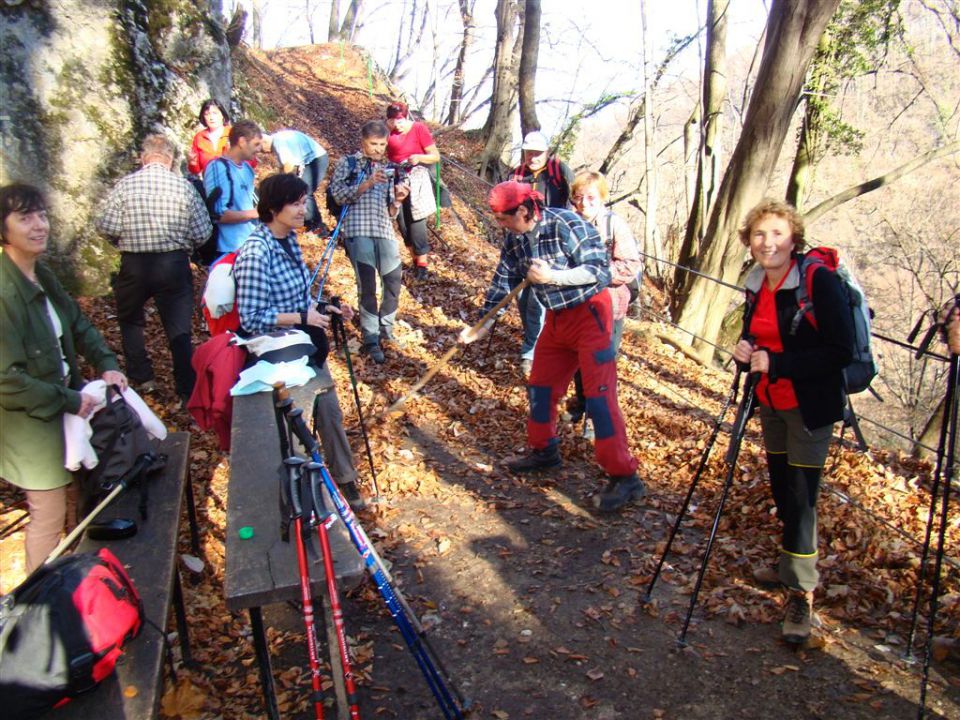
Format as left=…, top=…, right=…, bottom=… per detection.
left=63, top=381, right=168, bottom=471
left=230, top=357, right=316, bottom=396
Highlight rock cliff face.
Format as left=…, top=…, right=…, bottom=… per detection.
left=0, top=0, right=232, bottom=291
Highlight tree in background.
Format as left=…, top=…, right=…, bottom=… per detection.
left=479, top=0, right=523, bottom=179
left=446, top=0, right=477, bottom=125
left=328, top=0, right=364, bottom=42
left=518, top=0, right=541, bottom=137
left=674, top=0, right=842, bottom=361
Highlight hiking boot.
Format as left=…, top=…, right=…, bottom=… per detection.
left=564, top=397, right=586, bottom=424
left=363, top=342, right=385, bottom=364
left=581, top=419, right=595, bottom=441
left=415, top=265, right=429, bottom=281
left=782, top=590, right=813, bottom=644
left=752, top=565, right=782, bottom=588
left=520, top=358, right=533, bottom=377
left=339, top=481, right=367, bottom=512
left=506, top=445, right=562, bottom=474
left=595, top=474, right=646, bottom=513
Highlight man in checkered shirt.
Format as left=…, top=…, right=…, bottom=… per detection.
left=95, top=133, right=212, bottom=401
left=460, top=181, right=643, bottom=513
left=329, top=120, right=410, bottom=364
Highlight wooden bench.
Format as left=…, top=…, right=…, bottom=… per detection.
left=225, top=381, right=366, bottom=720
left=56, top=432, right=199, bottom=719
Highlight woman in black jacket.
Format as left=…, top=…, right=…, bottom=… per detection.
left=731, top=199, right=854, bottom=644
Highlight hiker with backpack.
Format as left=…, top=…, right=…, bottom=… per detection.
left=261, top=129, right=329, bottom=234
left=95, top=133, right=213, bottom=404
left=0, top=183, right=127, bottom=572
left=204, top=119, right=263, bottom=254
left=385, top=101, right=439, bottom=280
left=460, top=181, right=643, bottom=513
left=731, top=198, right=855, bottom=645
left=233, top=173, right=366, bottom=511
left=510, top=130, right=576, bottom=377
left=329, top=120, right=410, bottom=364
left=566, top=171, right=643, bottom=438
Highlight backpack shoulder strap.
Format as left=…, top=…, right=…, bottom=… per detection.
left=210, top=157, right=235, bottom=210
left=547, top=158, right=562, bottom=186
left=791, top=251, right=829, bottom=335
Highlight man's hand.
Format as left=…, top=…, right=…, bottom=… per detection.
left=526, top=259, right=553, bottom=285
left=328, top=303, right=355, bottom=324
left=459, top=320, right=493, bottom=345
left=101, top=370, right=128, bottom=392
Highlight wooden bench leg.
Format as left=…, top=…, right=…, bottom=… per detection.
left=319, top=590, right=350, bottom=720
left=249, top=606, right=281, bottom=720
left=183, top=466, right=202, bottom=557
left=172, top=571, right=194, bottom=667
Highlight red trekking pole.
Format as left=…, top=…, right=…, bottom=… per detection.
left=306, top=462, right=362, bottom=719
left=283, top=457, right=327, bottom=719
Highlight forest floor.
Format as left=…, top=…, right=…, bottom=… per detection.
left=2, top=43, right=959, bottom=719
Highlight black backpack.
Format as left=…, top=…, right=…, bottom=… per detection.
left=191, top=157, right=234, bottom=266
left=325, top=155, right=359, bottom=221
left=0, top=548, right=144, bottom=720
left=79, top=385, right=162, bottom=517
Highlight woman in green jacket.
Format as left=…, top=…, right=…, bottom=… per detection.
left=0, top=184, right=126, bottom=572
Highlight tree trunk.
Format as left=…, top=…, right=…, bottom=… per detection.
left=673, top=0, right=728, bottom=311
left=675, top=0, right=842, bottom=360
left=518, top=0, right=541, bottom=137
left=328, top=0, right=341, bottom=41
left=251, top=0, right=264, bottom=48
left=479, top=0, right=522, bottom=180
left=446, top=0, right=476, bottom=125
left=785, top=33, right=831, bottom=209
left=305, top=0, right=315, bottom=44
left=340, top=0, right=364, bottom=41
left=640, top=0, right=662, bottom=278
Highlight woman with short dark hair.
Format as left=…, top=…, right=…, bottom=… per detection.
left=0, top=183, right=126, bottom=571
left=187, top=98, right=259, bottom=177
left=233, top=174, right=366, bottom=509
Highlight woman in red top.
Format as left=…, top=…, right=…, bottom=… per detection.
left=385, top=101, right=440, bottom=280
left=187, top=99, right=232, bottom=177
left=732, top=199, right=853, bottom=646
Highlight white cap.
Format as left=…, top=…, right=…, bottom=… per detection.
left=521, top=131, right=549, bottom=152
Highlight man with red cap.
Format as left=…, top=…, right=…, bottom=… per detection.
left=460, top=181, right=643, bottom=512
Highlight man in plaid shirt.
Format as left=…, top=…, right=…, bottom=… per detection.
left=329, top=120, right=409, bottom=364
left=96, top=133, right=212, bottom=401
left=460, top=181, right=643, bottom=513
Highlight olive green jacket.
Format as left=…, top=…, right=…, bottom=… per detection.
left=0, top=251, right=119, bottom=490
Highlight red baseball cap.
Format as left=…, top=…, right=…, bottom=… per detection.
left=488, top=181, right=544, bottom=214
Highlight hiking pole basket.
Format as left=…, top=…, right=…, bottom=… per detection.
left=678, top=372, right=758, bottom=646
left=644, top=369, right=743, bottom=603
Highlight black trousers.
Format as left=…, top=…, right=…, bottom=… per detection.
left=113, top=251, right=195, bottom=397
left=396, top=197, right=429, bottom=257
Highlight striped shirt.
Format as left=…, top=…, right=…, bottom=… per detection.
left=481, top=207, right=611, bottom=316
left=329, top=152, right=398, bottom=240
left=234, top=224, right=310, bottom=335
left=95, top=163, right=212, bottom=253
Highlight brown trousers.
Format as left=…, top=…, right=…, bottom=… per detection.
left=24, top=482, right=78, bottom=573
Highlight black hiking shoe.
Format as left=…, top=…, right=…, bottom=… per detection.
left=339, top=481, right=367, bottom=512
left=595, top=474, right=646, bottom=513
left=415, top=265, right=429, bottom=281
left=506, top=445, right=562, bottom=474
left=363, top=342, right=385, bottom=364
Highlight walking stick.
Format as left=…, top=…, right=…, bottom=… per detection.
left=376, top=280, right=529, bottom=421
left=644, top=369, right=743, bottom=603
left=276, top=387, right=468, bottom=718
left=328, top=300, right=381, bottom=501
left=678, top=372, right=758, bottom=646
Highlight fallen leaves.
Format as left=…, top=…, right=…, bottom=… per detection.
left=160, top=677, right=206, bottom=719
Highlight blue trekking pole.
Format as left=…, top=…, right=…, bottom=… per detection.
left=274, top=386, right=468, bottom=718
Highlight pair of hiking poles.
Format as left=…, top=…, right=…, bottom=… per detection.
left=902, top=298, right=959, bottom=720
left=644, top=366, right=759, bottom=645
left=273, top=385, right=468, bottom=719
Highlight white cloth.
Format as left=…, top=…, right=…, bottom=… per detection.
left=203, top=256, right=237, bottom=319
left=63, top=381, right=168, bottom=471
left=230, top=356, right=316, bottom=396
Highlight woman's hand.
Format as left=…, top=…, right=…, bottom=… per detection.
left=732, top=339, right=754, bottom=365
left=395, top=183, right=410, bottom=203
left=77, top=393, right=99, bottom=419
left=101, top=370, right=128, bottom=392
left=732, top=340, right=770, bottom=374
left=305, top=307, right=331, bottom=330
left=328, top=303, right=355, bottom=324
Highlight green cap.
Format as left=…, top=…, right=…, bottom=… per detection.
left=238, top=526, right=254, bottom=540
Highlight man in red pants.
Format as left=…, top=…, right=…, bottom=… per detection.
left=460, top=181, right=643, bottom=512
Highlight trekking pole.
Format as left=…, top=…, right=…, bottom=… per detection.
left=375, top=280, right=529, bottom=422
left=481, top=318, right=500, bottom=364
left=283, top=457, right=328, bottom=720
left=328, top=298, right=381, bottom=501
left=276, top=388, right=468, bottom=718
left=917, top=345, right=958, bottom=719
left=905, top=303, right=959, bottom=659
left=305, top=462, right=362, bottom=720
left=644, top=369, right=742, bottom=603
left=678, top=372, right=758, bottom=646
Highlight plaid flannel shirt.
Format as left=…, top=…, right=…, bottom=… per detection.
left=329, top=152, right=398, bottom=239
left=95, top=163, right=212, bottom=252
left=234, top=224, right=310, bottom=335
left=481, top=207, right=611, bottom=316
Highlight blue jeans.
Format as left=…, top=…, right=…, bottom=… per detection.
left=300, top=155, right=329, bottom=230
left=518, top=286, right=545, bottom=360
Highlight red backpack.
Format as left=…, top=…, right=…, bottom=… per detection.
left=0, top=549, right=144, bottom=719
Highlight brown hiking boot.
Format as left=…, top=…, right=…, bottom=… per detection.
left=782, top=591, right=813, bottom=644
left=751, top=565, right=782, bottom=588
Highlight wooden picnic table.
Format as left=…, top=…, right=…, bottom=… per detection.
left=225, top=380, right=366, bottom=720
